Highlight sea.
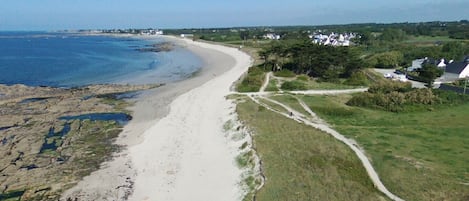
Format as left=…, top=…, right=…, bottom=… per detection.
left=0, top=32, right=202, bottom=87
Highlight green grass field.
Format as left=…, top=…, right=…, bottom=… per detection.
left=236, top=97, right=387, bottom=201
left=404, top=36, right=459, bottom=43
left=302, top=79, right=360, bottom=90
left=265, top=79, right=279, bottom=92
left=296, top=94, right=469, bottom=201
left=268, top=76, right=362, bottom=92
left=269, top=94, right=309, bottom=116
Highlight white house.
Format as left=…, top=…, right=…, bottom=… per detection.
left=309, top=32, right=355, bottom=46
left=444, top=56, right=469, bottom=80
left=407, top=57, right=447, bottom=71
left=437, top=59, right=446, bottom=68
left=263, top=33, right=281, bottom=40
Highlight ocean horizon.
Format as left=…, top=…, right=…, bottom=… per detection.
left=0, top=32, right=202, bottom=87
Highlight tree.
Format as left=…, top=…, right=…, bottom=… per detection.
left=379, top=28, right=407, bottom=41
left=418, top=63, right=444, bottom=87
left=368, top=51, right=404, bottom=69
left=441, top=42, right=466, bottom=60
left=239, top=31, right=249, bottom=41
left=259, top=40, right=364, bottom=79
left=258, top=49, right=269, bottom=70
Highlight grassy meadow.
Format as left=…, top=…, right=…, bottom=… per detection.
left=235, top=96, right=387, bottom=201
left=288, top=94, right=469, bottom=201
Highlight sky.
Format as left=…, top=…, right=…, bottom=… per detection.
left=0, top=0, right=468, bottom=30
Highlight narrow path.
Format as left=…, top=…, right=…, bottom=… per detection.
left=289, top=88, right=368, bottom=95
left=259, top=72, right=272, bottom=92
left=295, top=97, right=325, bottom=124
left=246, top=93, right=404, bottom=201
left=230, top=87, right=368, bottom=97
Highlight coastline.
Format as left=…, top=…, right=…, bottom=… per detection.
left=0, top=32, right=203, bottom=88
left=61, top=36, right=252, bottom=200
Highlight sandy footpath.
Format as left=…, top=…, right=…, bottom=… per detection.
left=61, top=37, right=252, bottom=200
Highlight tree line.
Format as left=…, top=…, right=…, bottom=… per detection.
left=259, top=40, right=364, bottom=81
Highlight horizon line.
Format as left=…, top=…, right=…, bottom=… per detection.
left=1, top=19, right=468, bottom=32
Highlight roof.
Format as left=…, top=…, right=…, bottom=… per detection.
left=422, top=58, right=439, bottom=65
left=445, top=62, right=469, bottom=74
left=422, top=57, right=447, bottom=66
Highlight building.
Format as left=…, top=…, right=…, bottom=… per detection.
left=444, top=56, right=469, bottom=80
left=407, top=57, right=446, bottom=72
left=263, top=33, right=281, bottom=40
left=309, top=32, right=356, bottom=47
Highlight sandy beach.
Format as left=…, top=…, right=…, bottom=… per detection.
left=61, top=37, right=252, bottom=200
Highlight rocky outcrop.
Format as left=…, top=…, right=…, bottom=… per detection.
left=0, top=84, right=158, bottom=200
left=136, top=42, right=174, bottom=52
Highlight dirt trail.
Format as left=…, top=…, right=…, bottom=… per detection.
left=246, top=92, right=404, bottom=201
left=259, top=72, right=272, bottom=92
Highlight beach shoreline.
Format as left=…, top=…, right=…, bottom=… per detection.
left=61, top=36, right=252, bottom=201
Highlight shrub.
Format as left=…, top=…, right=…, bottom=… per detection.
left=368, top=80, right=412, bottom=94
left=344, top=71, right=369, bottom=86
left=367, top=51, right=404, bottom=69
left=281, top=80, right=307, bottom=91
left=405, top=88, right=439, bottom=104
left=274, top=69, right=296, bottom=78
left=296, top=74, right=310, bottom=81
left=347, top=92, right=405, bottom=112
left=347, top=83, right=442, bottom=112
left=434, top=89, right=469, bottom=105
left=346, top=92, right=376, bottom=107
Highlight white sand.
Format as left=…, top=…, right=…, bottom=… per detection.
left=61, top=37, right=252, bottom=201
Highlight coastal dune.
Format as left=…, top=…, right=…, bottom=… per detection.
left=129, top=40, right=251, bottom=200
left=61, top=38, right=252, bottom=200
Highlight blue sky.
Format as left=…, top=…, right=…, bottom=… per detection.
left=0, top=0, right=468, bottom=30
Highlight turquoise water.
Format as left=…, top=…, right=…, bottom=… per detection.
left=0, top=32, right=202, bottom=87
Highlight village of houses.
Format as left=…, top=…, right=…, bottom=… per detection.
left=99, top=27, right=469, bottom=91
left=263, top=31, right=469, bottom=90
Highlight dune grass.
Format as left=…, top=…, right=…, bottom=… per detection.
left=268, top=95, right=309, bottom=117
left=299, top=94, right=469, bottom=201
left=257, top=98, right=289, bottom=114
left=265, top=79, right=279, bottom=92
left=276, top=77, right=360, bottom=91
left=236, top=97, right=387, bottom=201
left=301, top=79, right=361, bottom=90
left=237, top=66, right=265, bottom=92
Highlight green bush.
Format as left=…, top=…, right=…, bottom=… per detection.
left=346, top=92, right=376, bottom=107
left=344, top=71, right=369, bottom=86
left=280, top=80, right=307, bottom=91
left=434, top=89, right=469, bottom=105
left=347, top=83, right=441, bottom=112
left=366, top=51, right=404, bottom=69
left=368, top=80, right=412, bottom=94
left=274, top=69, right=296, bottom=78
left=347, top=92, right=404, bottom=112
left=296, top=74, right=310, bottom=81
left=405, top=88, right=439, bottom=104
